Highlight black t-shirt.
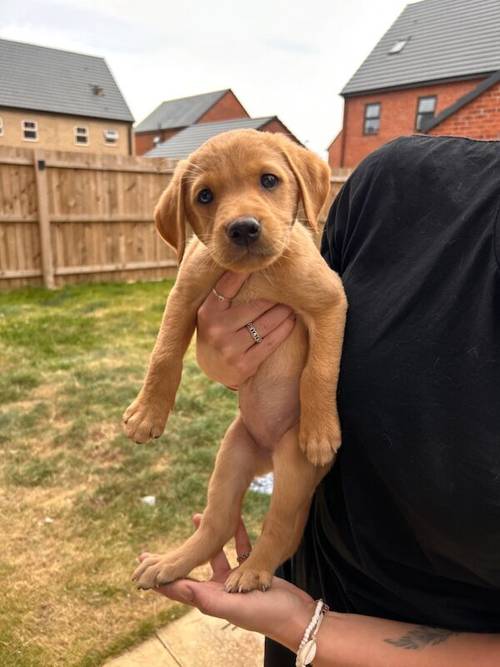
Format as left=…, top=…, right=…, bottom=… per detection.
left=279, top=135, right=500, bottom=636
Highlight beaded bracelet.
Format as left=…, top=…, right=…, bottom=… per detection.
left=295, top=599, right=329, bottom=666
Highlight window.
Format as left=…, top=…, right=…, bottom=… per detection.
left=363, top=103, right=381, bottom=135
left=104, top=129, right=119, bottom=145
left=22, top=120, right=38, bottom=141
left=416, top=96, right=437, bottom=131
left=0, top=117, right=3, bottom=136
left=74, top=126, right=89, bottom=145
left=389, top=39, right=408, bottom=55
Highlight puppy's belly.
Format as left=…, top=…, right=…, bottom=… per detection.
left=238, top=320, right=307, bottom=449
left=239, top=376, right=300, bottom=448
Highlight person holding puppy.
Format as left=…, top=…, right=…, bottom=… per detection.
left=151, top=135, right=500, bottom=665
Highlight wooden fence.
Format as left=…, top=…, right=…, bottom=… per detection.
left=0, top=145, right=348, bottom=289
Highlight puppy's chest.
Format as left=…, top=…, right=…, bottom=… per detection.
left=232, top=270, right=288, bottom=306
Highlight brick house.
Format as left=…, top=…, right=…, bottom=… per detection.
left=145, top=115, right=301, bottom=159
left=134, top=89, right=249, bottom=155
left=0, top=39, right=134, bottom=155
left=329, top=0, right=500, bottom=169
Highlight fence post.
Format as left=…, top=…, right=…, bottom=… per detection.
left=33, top=149, right=55, bottom=288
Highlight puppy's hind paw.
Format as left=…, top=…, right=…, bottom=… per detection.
left=224, top=567, right=273, bottom=593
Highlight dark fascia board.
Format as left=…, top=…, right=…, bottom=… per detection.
left=0, top=103, right=134, bottom=124
left=422, top=69, right=500, bottom=132
left=135, top=125, right=187, bottom=136
left=341, top=71, right=497, bottom=99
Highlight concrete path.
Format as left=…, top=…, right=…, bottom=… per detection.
left=105, top=608, right=264, bottom=667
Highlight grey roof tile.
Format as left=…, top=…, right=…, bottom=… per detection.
left=0, top=38, right=134, bottom=121
left=135, top=90, right=230, bottom=132
left=342, top=0, right=500, bottom=95
left=145, top=117, right=274, bottom=158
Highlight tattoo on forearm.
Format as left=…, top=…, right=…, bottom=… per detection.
left=384, top=625, right=459, bottom=650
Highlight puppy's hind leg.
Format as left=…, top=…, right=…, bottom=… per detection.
left=132, top=416, right=267, bottom=589
left=225, top=425, right=329, bottom=593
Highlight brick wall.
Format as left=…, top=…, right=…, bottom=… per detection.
left=329, top=77, right=485, bottom=169
left=0, top=108, right=132, bottom=155
left=134, top=127, right=179, bottom=156
left=328, top=131, right=342, bottom=169
left=427, top=81, right=500, bottom=140
left=197, top=90, right=249, bottom=123
left=260, top=117, right=300, bottom=143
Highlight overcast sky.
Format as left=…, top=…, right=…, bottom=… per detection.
left=2, top=0, right=412, bottom=156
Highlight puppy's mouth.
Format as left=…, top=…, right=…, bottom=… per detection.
left=209, top=218, right=291, bottom=271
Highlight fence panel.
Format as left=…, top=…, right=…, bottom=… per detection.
left=0, top=145, right=349, bottom=290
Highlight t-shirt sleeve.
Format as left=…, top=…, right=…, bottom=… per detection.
left=320, top=143, right=392, bottom=275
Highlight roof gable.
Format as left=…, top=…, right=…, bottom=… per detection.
left=145, top=117, right=275, bottom=158
left=342, top=0, right=500, bottom=95
left=135, top=90, right=231, bottom=132
left=423, top=69, right=500, bottom=131
left=0, top=38, right=134, bottom=122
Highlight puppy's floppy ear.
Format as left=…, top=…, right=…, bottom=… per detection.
left=154, top=159, right=189, bottom=264
left=277, top=136, right=331, bottom=232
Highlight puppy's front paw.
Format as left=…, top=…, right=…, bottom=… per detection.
left=132, top=553, right=189, bottom=589
left=299, top=414, right=341, bottom=466
left=224, top=566, right=273, bottom=593
left=123, top=397, right=169, bottom=444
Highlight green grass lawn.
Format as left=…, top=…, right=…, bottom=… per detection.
left=0, top=281, right=268, bottom=667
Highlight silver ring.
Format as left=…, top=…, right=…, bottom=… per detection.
left=237, top=551, right=251, bottom=564
left=212, top=287, right=229, bottom=303
left=245, top=322, right=263, bottom=344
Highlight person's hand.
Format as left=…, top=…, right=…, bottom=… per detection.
left=141, top=514, right=314, bottom=651
left=196, top=272, right=296, bottom=389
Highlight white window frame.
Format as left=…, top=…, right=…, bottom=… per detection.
left=22, top=120, right=38, bottom=142
left=104, top=129, right=119, bottom=146
left=74, top=126, right=89, bottom=146
left=0, top=117, right=3, bottom=137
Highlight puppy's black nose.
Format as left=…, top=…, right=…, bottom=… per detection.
left=226, top=217, right=261, bottom=246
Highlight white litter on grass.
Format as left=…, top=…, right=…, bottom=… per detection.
left=44, top=517, right=54, bottom=524
left=249, top=473, right=274, bottom=495
left=141, top=495, right=156, bottom=506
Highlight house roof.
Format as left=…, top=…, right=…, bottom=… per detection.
left=0, top=38, right=134, bottom=122
left=423, top=69, right=500, bottom=131
left=145, top=116, right=275, bottom=158
left=342, top=0, right=500, bottom=96
left=135, top=90, right=233, bottom=133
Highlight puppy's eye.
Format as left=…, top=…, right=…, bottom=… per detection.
left=261, top=173, right=279, bottom=190
left=197, top=188, right=214, bottom=204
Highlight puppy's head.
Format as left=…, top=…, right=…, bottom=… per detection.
left=155, top=129, right=330, bottom=271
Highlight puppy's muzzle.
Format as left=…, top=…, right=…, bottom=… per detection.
left=226, top=217, right=261, bottom=246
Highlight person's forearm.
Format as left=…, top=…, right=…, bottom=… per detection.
left=274, top=610, right=500, bottom=667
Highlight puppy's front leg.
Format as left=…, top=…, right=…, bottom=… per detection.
left=132, top=416, right=268, bottom=589
left=124, top=242, right=221, bottom=443
left=299, top=272, right=347, bottom=466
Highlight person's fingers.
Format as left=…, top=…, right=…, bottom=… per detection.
left=203, top=271, right=249, bottom=312
left=191, top=513, right=231, bottom=578
left=234, top=517, right=253, bottom=560
left=159, top=579, right=250, bottom=623
left=231, top=304, right=295, bottom=351
left=243, top=314, right=296, bottom=371
left=225, top=299, right=280, bottom=332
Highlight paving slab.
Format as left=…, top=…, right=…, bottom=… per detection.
left=105, top=608, right=264, bottom=667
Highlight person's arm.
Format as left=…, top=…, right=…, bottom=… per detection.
left=304, top=612, right=500, bottom=667
left=150, top=517, right=500, bottom=667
